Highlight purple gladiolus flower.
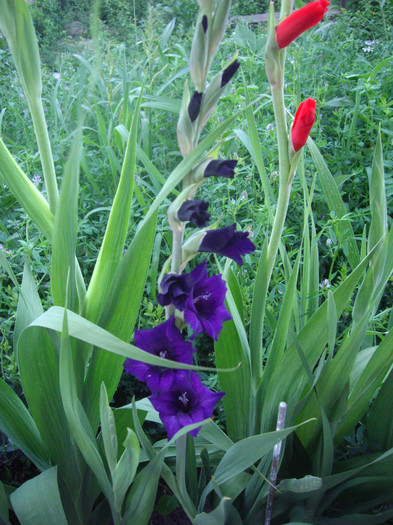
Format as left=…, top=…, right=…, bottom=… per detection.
left=149, top=370, right=225, bottom=440
left=204, top=159, right=238, bottom=179
left=157, top=273, right=194, bottom=310
left=123, top=317, right=196, bottom=391
left=184, top=262, right=231, bottom=340
left=177, top=200, right=210, bottom=227
left=158, top=263, right=231, bottom=340
left=199, top=224, right=255, bottom=266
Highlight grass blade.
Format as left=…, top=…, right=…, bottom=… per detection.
left=307, top=138, right=360, bottom=269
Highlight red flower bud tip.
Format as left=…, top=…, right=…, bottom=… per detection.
left=275, top=0, right=330, bottom=49
left=291, top=98, right=316, bottom=152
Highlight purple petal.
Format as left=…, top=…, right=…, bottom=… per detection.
left=221, top=60, right=240, bottom=88
left=123, top=318, right=196, bottom=387
left=204, top=159, right=238, bottom=179
left=188, top=91, right=203, bottom=122
left=199, top=224, right=255, bottom=266
left=177, top=200, right=210, bottom=227
left=157, top=273, right=194, bottom=309
left=149, top=371, right=225, bottom=440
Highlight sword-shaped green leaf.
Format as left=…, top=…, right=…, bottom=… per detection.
left=84, top=91, right=143, bottom=323
left=11, top=468, right=68, bottom=525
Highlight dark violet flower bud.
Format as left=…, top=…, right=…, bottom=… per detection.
left=149, top=370, right=225, bottom=440
left=123, top=317, right=196, bottom=391
left=202, top=15, right=208, bottom=34
left=221, top=59, right=240, bottom=88
left=199, top=223, right=255, bottom=266
left=204, top=159, right=237, bottom=179
left=188, top=90, right=203, bottom=122
left=177, top=200, right=210, bottom=227
left=157, top=273, right=194, bottom=309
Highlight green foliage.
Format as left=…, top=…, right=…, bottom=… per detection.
left=0, top=0, right=393, bottom=523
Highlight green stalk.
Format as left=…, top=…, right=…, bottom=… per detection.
left=171, top=228, right=185, bottom=275
left=250, top=84, right=291, bottom=382
left=271, top=84, right=290, bottom=186
left=251, top=0, right=295, bottom=430
left=267, top=181, right=291, bottom=275
left=29, top=96, right=59, bottom=214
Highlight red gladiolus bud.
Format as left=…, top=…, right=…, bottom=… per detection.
left=291, top=98, right=316, bottom=152
left=275, top=0, right=330, bottom=49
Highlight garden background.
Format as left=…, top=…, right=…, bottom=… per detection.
left=1, top=0, right=393, bottom=523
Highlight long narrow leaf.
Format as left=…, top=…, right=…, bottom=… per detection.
left=11, top=468, right=68, bottom=525
left=83, top=212, right=157, bottom=430
left=51, top=128, right=82, bottom=312
left=307, top=138, right=359, bottom=269
left=84, top=91, right=143, bottom=322
left=0, top=139, right=53, bottom=239
left=58, top=307, right=114, bottom=508
left=0, top=379, right=49, bottom=471
left=18, top=324, right=82, bottom=499
left=258, top=243, right=379, bottom=433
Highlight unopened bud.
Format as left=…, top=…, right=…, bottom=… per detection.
left=0, top=0, right=42, bottom=101
left=189, top=158, right=212, bottom=183
left=198, top=57, right=240, bottom=130
left=167, top=183, right=200, bottom=232
left=190, top=12, right=210, bottom=92
left=265, top=2, right=282, bottom=88
left=204, top=159, right=237, bottom=178
left=208, top=0, right=232, bottom=62
left=177, top=81, right=194, bottom=157
left=188, top=91, right=203, bottom=122
left=202, top=15, right=208, bottom=33
left=178, top=200, right=210, bottom=227
left=221, top=59, right=240, bottom=88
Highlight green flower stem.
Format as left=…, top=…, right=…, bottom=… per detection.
left=29, top=96, right=58, bottom=214
left=171, top=228, right=185, bottom=275
left=251, top=181, right=292, bottom=393
left=271, top=84, right=290, bottom=187
left=268, top=182, right=291, bottom=270
left=251, top=27, right=293, bottom=400
left=280, top=0, right=294, bottom=22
